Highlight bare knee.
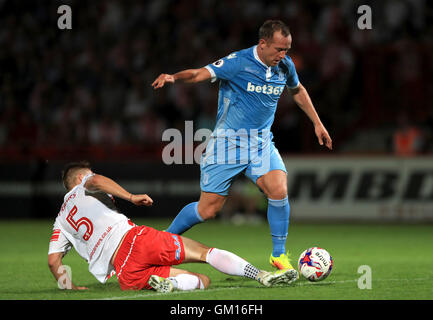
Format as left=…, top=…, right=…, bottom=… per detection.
left=260, top=180, right=287, bottom=199
left=257, top=171, right=288, bottom=200
left=197, top=195, right=226, bottom=220
left=197, top=273, right=211, bottom=289
left=198, top=205, right=219, bottom=220
left=267, top=184, right=287, bottom=200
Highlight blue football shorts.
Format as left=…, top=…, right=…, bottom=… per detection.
left=200, top=135, right=287, bottom=196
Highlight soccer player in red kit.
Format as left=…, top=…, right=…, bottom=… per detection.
left=48, top=161, right=297, bottom=292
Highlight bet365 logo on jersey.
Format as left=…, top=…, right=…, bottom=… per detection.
left=246, top=82, right=284, bottom=95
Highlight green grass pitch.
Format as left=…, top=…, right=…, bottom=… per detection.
left=0, top=218, right=432, bottom=300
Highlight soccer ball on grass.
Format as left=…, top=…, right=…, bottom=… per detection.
left=298, top=247, right=333, bottom=282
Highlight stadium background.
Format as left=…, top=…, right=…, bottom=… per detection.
left=0, top=0, right=432, bottom=222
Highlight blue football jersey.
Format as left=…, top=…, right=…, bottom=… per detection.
left=205, top=45, right=299, bottom=134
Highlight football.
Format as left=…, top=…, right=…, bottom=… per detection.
left=298, top=247, right=333, bottom=282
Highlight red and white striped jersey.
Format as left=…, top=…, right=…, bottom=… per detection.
left=48, top=173, right=134, bottom=283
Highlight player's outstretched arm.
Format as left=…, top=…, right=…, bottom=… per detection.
left=84, top=174, right=153, bottom=206
left=152, top=68, right=211, bottom=89
left=48, top=252, right=88, bottom=290
left=290, top=83, right=333, bottom=150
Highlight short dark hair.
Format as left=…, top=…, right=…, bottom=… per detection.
left=61, top=161, right=92, bottom=190
left=259, top=20, right=291, bottom=41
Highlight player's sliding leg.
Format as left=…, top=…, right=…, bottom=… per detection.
left=205, top=247, right=297, bottom=287
left=166, top=192, right=226, bottom=235
left=182, top=236, right=297, bottom=287
left=149, top=236, right=298, bottom=292
left=148, top=268, right=209, bottom=293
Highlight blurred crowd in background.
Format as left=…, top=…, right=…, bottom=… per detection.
left=0, top=0, right=432, bottom=162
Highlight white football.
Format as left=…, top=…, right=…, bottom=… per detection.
left=298, top=247, right=333, bottom=282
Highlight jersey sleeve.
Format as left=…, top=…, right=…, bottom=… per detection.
left=81, top=173, right=95, bottom=187
left=48, top=222, right=72, bottom=256
left=205, top=52, right=241, bottom=83
left=81, top=172, right=97, bottom=193
left=283, top=56, right=300, bottom=89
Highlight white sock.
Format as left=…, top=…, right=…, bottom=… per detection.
left=167, top=274, right=204, bottom=291
left=206, top=248, right=260, bottom=280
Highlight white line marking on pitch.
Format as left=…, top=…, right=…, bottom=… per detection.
left=98, top=286, right=242, bottom=300
left=96, top=277, right=430, bottom=300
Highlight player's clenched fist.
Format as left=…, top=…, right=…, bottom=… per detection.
left=130, top=194, right=153, bottom=206
left=152, top=73, right=175, bottom=89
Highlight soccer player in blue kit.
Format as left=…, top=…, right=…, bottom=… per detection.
left=152, top=20, right=332, bottom=277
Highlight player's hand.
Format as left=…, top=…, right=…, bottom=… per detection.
left=152, top=73, right=175, bottom=89
left=130, top=194, right=153, bottom=206
left=314, top=123, right=333, bottom=150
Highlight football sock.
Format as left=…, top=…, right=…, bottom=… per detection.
left=267, top=196, right=290, bottom=257
left=206, top=248, right=260, bottom=280
left=166, top=202, right=203, bottom=235
left=168, top=274, right=204, bottom=291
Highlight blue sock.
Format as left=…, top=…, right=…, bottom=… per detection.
left=166, top=202, right=203, bottom=235
left=267, top=197, right=290, bottom=257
